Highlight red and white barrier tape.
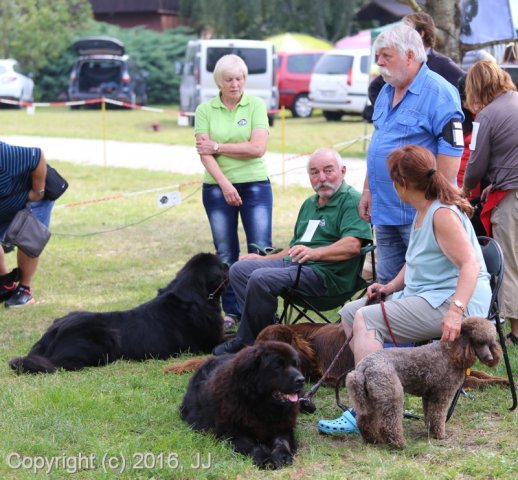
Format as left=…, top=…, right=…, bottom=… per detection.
left=0, top=97, right=279, bottom=117
left=56, top=180, right=201, bottom=209
left=102, top=98, right=164, bottom=112
left=0, top=97, right=168, bottom=113
left=0, top=97, right=103, bottom=108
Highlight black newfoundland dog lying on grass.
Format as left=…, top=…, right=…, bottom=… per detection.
left=180, top=341, right=304, bottom=470
left=9, top=253, right=228, bottom=374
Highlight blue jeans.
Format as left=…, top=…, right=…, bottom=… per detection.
left=203, top=180, right=273, bottom=316
left=374, top=224, right=412, bottom=284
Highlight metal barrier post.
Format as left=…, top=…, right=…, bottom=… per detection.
left=280, top=106, right=286, bottom=189
left=101, top=97, right=107, bottom=167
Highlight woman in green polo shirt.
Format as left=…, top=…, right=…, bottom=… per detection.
left=194, top=54, right=272, bottom=327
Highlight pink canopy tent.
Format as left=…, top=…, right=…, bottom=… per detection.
left=335, top=30, right=371, bottom=49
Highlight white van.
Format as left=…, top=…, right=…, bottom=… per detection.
left=309, top=48, right=370, bottom=121
left=179, top=39, right=278, bottom=126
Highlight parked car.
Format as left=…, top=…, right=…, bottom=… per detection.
left=501, top=63, right=518, bottom=88
left=68, top=36, right=147, bottom=107
left=309, top=48, right=370, bottom=121
left=276, top=50, right=326, bottom=118
left=0, top=59, right=34, bottom=104
left=179, top=38, right=278, bottom=126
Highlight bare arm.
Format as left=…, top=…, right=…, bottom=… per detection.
left=28, top=151, right=47, bottom=201
left=358, top=175, right=371, bottom=222
left=288, top=236, right=362, bottom=264
left=196, top=128, right=268, bottom=159
left=436, top=153, right=461, bottom=184
left=241, top=237, right=362, bottom=263
left=367, top=264, right=406, bottom=298
left=433, top=207, right=481, bottom=342
left=240, top=247, right=290, bottom=261
left=196, top=133, right=242, bottom=206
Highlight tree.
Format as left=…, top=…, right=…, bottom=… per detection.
left=398, top=0, right=462, bottom=63
left=179, top=0, right=366, bottom=42
left=0, top=0, right=93, bottom=73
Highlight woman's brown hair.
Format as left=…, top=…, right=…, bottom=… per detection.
left=387, top=145, right=473, bottom=216
left=404, top=12, right=436, bottom=48
left=465, top=60, right=516, bottom=112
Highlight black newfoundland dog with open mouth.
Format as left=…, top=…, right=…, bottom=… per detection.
left=9, top=253, right=228, bottom=374
left=180, top=340, right=304, bottom=470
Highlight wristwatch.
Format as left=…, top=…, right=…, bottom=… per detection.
left=452, top=299, right=465, bottom=314
left=213, top=142, right=219, bottom=153
left=33, top=188, right=45, bottom=197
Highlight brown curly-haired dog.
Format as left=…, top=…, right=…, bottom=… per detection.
left=164, top=323, right=354, bottom=387
left=346, top=316, right=501, bottom=449
left=257, top=323, right=354, bottom=385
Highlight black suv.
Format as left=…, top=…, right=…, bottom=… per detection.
left=68, top=36, right=147, bottom=106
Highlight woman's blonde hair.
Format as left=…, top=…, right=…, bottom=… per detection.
left=465, top=60, right=516, bottom=112
left=213, top=54, right=248, bottom=89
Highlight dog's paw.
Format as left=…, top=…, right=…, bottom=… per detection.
left=268, top=450, right=293, bottom=469
left=251, top=445, right=272, bottom=469
left=268, top=438, right=294, bottom=469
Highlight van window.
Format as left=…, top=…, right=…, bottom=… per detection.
left=287, top=53, right=321, bottom=73
left=360, top=56, right=370, bottom=74
left=206, top=47, right=267, bottom=74
left=183, top=46, right=196, bottom=75
left=314, top=55, right=353, bottom=74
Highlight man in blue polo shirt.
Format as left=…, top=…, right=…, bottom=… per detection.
left=359, top=24, right=464, bottom=284
left=0, top=141, right=54, bottom=308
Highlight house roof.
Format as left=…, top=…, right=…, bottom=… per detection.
left=89, top=0, right=180, bottom=14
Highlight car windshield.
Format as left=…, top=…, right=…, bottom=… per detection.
left=206, top=47, right=267, bottom=74
left=314, top=55, right=353, bottom=74
left=286, top=53, right=322, bottom=73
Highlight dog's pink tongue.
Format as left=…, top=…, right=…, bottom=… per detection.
left=287, top=393, right=298, bottom=402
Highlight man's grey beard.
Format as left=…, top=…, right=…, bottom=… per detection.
left=379, top=67, right=394, bottom=83
left=315, top=181, right=338, bottom=198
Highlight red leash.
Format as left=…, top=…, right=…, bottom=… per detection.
left=380, top=300, right=398, bottom=346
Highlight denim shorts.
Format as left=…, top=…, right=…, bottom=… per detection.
left=0, top=200, right=55, bottom=241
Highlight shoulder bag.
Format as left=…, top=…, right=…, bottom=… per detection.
left=44, top=165, right=69, bottom=201
left=4, top=204, right=51, bottom=258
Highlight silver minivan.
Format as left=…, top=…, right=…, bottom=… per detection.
left=179, top=39, right=278, bottom=126
left=309, top=48, right=370, bottom=121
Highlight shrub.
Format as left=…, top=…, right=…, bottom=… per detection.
left=35, top=22, right=196, bottom=104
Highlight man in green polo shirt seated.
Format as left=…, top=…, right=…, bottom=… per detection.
left=212, top=147, right=373, bottom=355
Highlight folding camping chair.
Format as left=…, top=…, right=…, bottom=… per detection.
left=446, top=236, right=517, bottom=419
left=279, top=244, right=376, bottom=324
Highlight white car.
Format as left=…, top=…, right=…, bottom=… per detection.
left=0, top=59, right=34, bottom=103
left=309, top=48, right=370, bottom=121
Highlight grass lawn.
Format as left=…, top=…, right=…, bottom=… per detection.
left=0, top=160, right=517, bottom=479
